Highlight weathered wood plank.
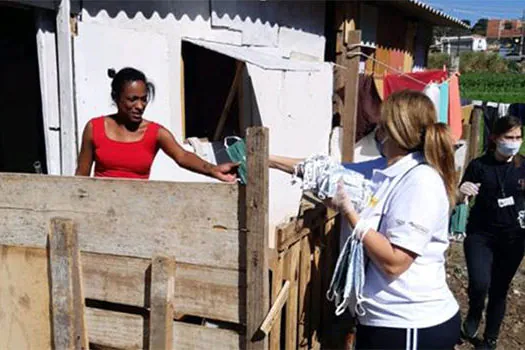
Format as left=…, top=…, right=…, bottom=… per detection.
left=1, top=247, right=242, bottom=324
left=86, top=308, right=241, bottom=350
left=342, top=30, right=361, bottom=163
left=83, top=253, right=243, bottom=323
left=245, top=127, right=270, bottom=350
left=260, top=281, right=290, bottom=335
left=214, top=61, right=245, bottom=141
left=0, top=174, right=241, bottom=269
left=298, top=237, right=312, bottom=350
left=0, top=246, right=52, bottom=350
left=48, top=218, right=88, bottom=350
left=284, top=243, right=301, bottom=350
left=276, top=198, right=326, bottom=252
left=310, top=239, right=322, bottom=350
left=269, top=257, right=284, bottom=350
left=149, top=256, right=176, bottom=350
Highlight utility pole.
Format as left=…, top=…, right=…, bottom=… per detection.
left=521, top=10, right=525, bottom=56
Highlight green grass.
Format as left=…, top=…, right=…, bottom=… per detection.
left=460, top=73, right=525, bottom=104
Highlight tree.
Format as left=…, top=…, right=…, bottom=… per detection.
left=472, top=18, right=488, bottom=36
left=433, top=20, right=471, bottom=40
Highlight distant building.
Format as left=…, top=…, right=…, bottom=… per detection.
left=436, top=35, right=487, bottom=55
left=486, top=19, right=523, bottom=57
left=486, top=19, right=522, bottom=39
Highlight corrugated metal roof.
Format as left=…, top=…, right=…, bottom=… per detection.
left=183, top=38, right=325, bottom=71
left=395, top=0, right=470, bottom=29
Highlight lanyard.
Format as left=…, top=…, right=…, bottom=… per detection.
left=495, top=165, right=512, bottom=198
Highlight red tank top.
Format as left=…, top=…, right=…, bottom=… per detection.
left=91, top=116, right=161, bottom=179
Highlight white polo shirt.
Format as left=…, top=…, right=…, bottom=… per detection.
left=358, top=152, right=459, bottom=329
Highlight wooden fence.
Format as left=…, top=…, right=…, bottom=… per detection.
left=0, top=127, right=340, bottom=350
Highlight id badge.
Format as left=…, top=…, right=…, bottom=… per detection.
left=498, top=196, right=515, bottom=208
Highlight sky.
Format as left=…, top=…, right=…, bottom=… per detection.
left=425, top=0, right=525, bottom=25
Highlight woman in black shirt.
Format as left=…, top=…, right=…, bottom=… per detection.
left=458, top=116, right=525, bottom=349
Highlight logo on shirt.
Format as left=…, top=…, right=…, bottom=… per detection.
left=368, top=196, right=379, bottom=208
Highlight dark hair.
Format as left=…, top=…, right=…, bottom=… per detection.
left=488, top=115, right=523, bottom=151
left=107, top=67, right=155, bottom=103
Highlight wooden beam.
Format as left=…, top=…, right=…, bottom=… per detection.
left=56, top=0, right=77, bottom=175
left=269, top=257, right=284, bottom=350
left=298, top=237, right=312, bottom=349
left=238, top=66, right=245, bottom=137
left=260, top=281, right=290, bottom=335
left=213, top=61, right=245, bottom=141
left=341, top=30, right=361, bottom=163
left=245, top=127, right=270, bottom=350
left=48, top=217, right=88, bottom=350
left=310, top=240, right=322, bottom=350
left=149, top=256, right=176, bottom=350
left=284, top=242, right=301, bottom=350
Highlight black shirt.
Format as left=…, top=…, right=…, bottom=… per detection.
left=461, top=153, right=525, bottom=236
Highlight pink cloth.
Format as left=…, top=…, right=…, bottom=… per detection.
left=448, top=74, right=462, bottom=142
left=383, top=70, right=448, bottom=99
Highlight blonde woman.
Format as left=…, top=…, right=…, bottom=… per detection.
left=330, top=90, right=460, bottom=349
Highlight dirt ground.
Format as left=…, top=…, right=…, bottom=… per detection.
left=447, top=241, right=525, bottom=350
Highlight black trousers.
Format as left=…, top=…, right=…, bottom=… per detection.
left=463, top=232, right=525, bottom=340
left=355, top=312, right=461, bottom=350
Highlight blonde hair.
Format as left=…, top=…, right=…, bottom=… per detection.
left=381, top=90, right=457, bottom=209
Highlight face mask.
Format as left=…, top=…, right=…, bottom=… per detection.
left=496, top=140, right=522, bottom=157
left=375, top=135, right=389, bottom=157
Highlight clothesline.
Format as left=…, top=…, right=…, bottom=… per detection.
left=331, top=52, right=456, bottom=88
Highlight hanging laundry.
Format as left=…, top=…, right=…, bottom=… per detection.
left=356, top=74, right=382, bottom=142
left=438, top=81, right=449, bottom=124
left=448, top=74, right=462, bottom=142
left=461, top=98, right=473, bottom=106
left=509, top=103, right=525, bottom=124
left=383, top=70, right=448, bottom=99
left=462, top=105, right=474, bottom=125
left=424, top=83, right=440, bottom=121
left=498, top=103, right=510, bottom=118
left=481, top=102, right=500, bottom=151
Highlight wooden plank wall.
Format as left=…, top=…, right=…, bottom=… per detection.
left=269, top=199, right=339, bottom=350
left=0, top=175, right=243, bottom=347
left=0, top=244, right=242, bottom=350
left=0, top=174, right=240, bottom=269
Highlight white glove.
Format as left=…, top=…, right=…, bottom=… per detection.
left=459, top=182, right=480, bottom=197
left=331, top=179, right=355, bottom=215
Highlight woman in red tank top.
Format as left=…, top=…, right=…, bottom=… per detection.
left=75, top=67, right=237, bottom=182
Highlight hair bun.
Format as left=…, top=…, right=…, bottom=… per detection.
left=107, top=68, right=116, bottom=79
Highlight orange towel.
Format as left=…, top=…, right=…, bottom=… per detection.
left=448, top=74, right=462, bottom=142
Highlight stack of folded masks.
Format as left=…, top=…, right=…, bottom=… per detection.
left=292, top=154, right=372, bottom=213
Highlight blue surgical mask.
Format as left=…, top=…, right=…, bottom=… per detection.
left=496, top=140, right=522, bottom=157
